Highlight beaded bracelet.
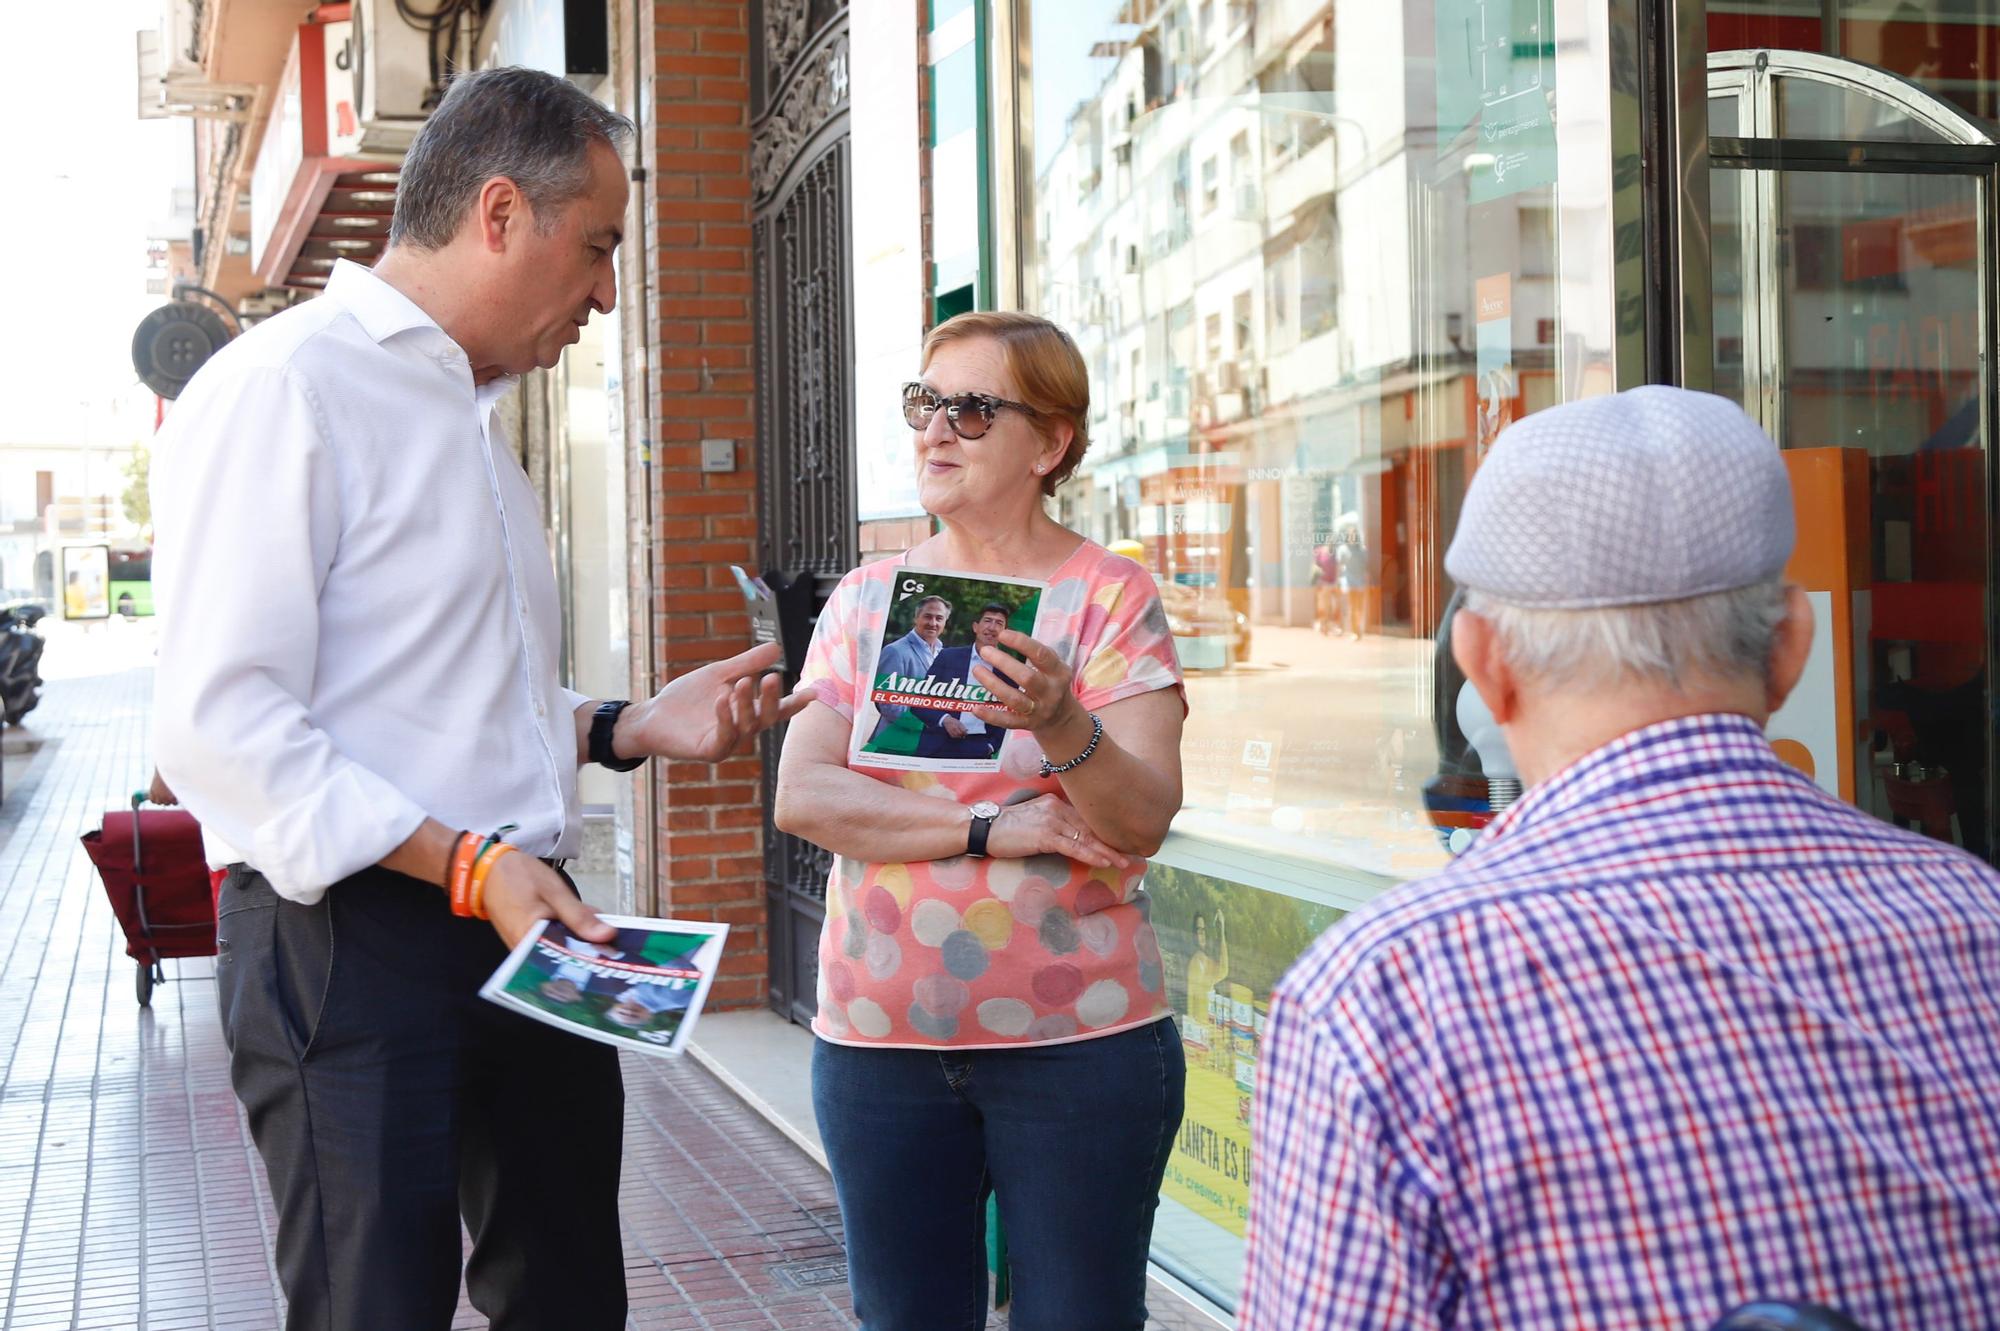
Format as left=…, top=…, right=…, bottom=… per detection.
left=1039, top=711, right=1104, bottom=778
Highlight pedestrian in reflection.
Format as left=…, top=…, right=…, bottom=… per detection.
left=775, top=311, right=1189, bottom=1330
left=1336, top=522, right=1372, bottom=640
left=1311, top=542, right=1340, bottom=635
left=1241, top=387, right=2000, bottom=1330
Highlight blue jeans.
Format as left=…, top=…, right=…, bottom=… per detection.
left=813, top=1019, right=1186, bottom=1331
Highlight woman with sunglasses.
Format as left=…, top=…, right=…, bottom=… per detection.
left=775, top=311, right=1187, bottom=1330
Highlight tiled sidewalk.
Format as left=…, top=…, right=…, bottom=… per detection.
left=0, top=653, right=858, bottom=1331
left=0, top=642, right=1215, bottom=1331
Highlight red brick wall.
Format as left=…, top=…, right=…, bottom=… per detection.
left=860, top=516, right=932, bottom=560
left=638, top=0, right=766, bottom=1009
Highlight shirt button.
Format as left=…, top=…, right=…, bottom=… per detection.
left=534, top=700, right=547, bottom=718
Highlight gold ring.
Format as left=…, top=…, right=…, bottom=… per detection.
left=1019, top=697, right=1037, bottom=718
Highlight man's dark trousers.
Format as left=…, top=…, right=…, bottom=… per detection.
left=215, top=865, right=626, bottom=1331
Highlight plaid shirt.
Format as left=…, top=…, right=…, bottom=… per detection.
left=1241, top=714, right=2000, bottom=1330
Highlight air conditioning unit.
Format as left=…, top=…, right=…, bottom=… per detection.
left=137, top=0, right=257, bottom=120
left=155, top=0, right=201, bottom=80
left=351, top=0, right=445, bottom=154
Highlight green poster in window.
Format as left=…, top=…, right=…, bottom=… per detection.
left=1437, top=0, right=1558, bottom=202
left=1149, top=863, right=1347, bottom=1237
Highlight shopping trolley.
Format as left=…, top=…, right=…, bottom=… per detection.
left=80, top=791, right=219, bottom=1006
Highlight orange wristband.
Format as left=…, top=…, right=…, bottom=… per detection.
left=447, top=831, right=481, bottom=916
left=467, top=843, right=516, bottom=921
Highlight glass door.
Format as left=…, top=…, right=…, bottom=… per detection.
left=1711, top=51, right=2000, bottom=858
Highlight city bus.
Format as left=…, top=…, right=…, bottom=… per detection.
left=108, top=546, right=153, bottom=618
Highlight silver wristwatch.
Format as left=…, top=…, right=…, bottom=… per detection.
left=966, top=800, right=1001, bottom=857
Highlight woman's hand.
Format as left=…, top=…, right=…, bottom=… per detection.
left=984, top=793, right=1131, bottom=869
left=969, top=629, right=1086, bottom=734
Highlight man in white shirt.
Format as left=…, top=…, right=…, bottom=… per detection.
left=150, top=68, right=796, bottom=1331
left=868, top=594, right=950, bottom=738
left=913, top=602, right=1010, bottom=759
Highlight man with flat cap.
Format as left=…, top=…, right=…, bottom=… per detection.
left=1240, top=387, right=2000, bottom=1330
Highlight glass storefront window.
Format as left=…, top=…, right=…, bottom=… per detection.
left=1020, top=0, right=1623, bottom=1307
left=1023, top=0, right=1612, bottom=886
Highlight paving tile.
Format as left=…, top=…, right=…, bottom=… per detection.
left=0, top=650, right=1197, bottom=1331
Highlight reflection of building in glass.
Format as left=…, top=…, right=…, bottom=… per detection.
left=1028, top=0, right=1566, bottom=873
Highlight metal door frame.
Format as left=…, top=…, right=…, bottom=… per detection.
left=1708, top=49, right=2000, bottom=445
left=1708, top=48, right=2000, bottom=857
left=751, top=0, right=857, bottom=1027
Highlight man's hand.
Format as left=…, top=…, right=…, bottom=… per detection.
left=616, top=641, right=808, bottom=763
left=482, top=853, right=617, bottom=950
left=943, top=716, right=967, bottom=739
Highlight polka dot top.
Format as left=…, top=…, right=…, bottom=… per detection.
left=795, top=540, right=1186, bottom=1049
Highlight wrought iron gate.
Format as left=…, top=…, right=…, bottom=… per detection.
left=752, top=0, right=856, bottom=1027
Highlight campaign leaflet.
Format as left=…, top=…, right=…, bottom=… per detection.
left=730, top=564, right=788, bottom=673
left=479, top=915, right=728, bottom=1059
left=853, top=566, right=1046, bottom=773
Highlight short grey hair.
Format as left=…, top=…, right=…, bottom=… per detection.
left=1463, top=580, right=1790, bottom=691
left=390, top=67, right=634, bottom=250
left=915, top=596, right=952, bottom=616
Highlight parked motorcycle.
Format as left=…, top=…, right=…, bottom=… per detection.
left=0, top=602, right=48, bottom=726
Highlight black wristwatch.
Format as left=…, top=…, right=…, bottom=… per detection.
left=966, top=800, right=1001, bottom=858
left=590, top=700, right=647, bottom=772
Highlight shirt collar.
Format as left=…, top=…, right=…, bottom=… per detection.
left=325, top=259, right=448, bottom=345
left=1481, top=712, right=1788, bottom=844
left=325, top=260, right=519, bottom=402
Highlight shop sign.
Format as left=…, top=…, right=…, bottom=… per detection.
left=1437, top=0, right=1559, bottom=202
left=249, top=20, right=359, bottom=275
left=249, top=41, right=306, bottom=270
left=61, top=545, right=112, bottom=621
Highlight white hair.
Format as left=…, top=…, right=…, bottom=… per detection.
left=1462, top=580, right=1790, bottom=691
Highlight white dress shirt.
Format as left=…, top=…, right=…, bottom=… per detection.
left=151, top=260, right=587, bottom=903
left=956, top=651, right=986, bottom=735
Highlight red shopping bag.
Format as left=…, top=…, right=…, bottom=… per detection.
left=81, top=797, right=217, bottom=965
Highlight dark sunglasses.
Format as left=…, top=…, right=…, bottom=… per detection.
left=901, top=381, right=1041, bottom=440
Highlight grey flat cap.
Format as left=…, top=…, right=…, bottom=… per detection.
left=1444, top=386, right=1794, bottom=609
